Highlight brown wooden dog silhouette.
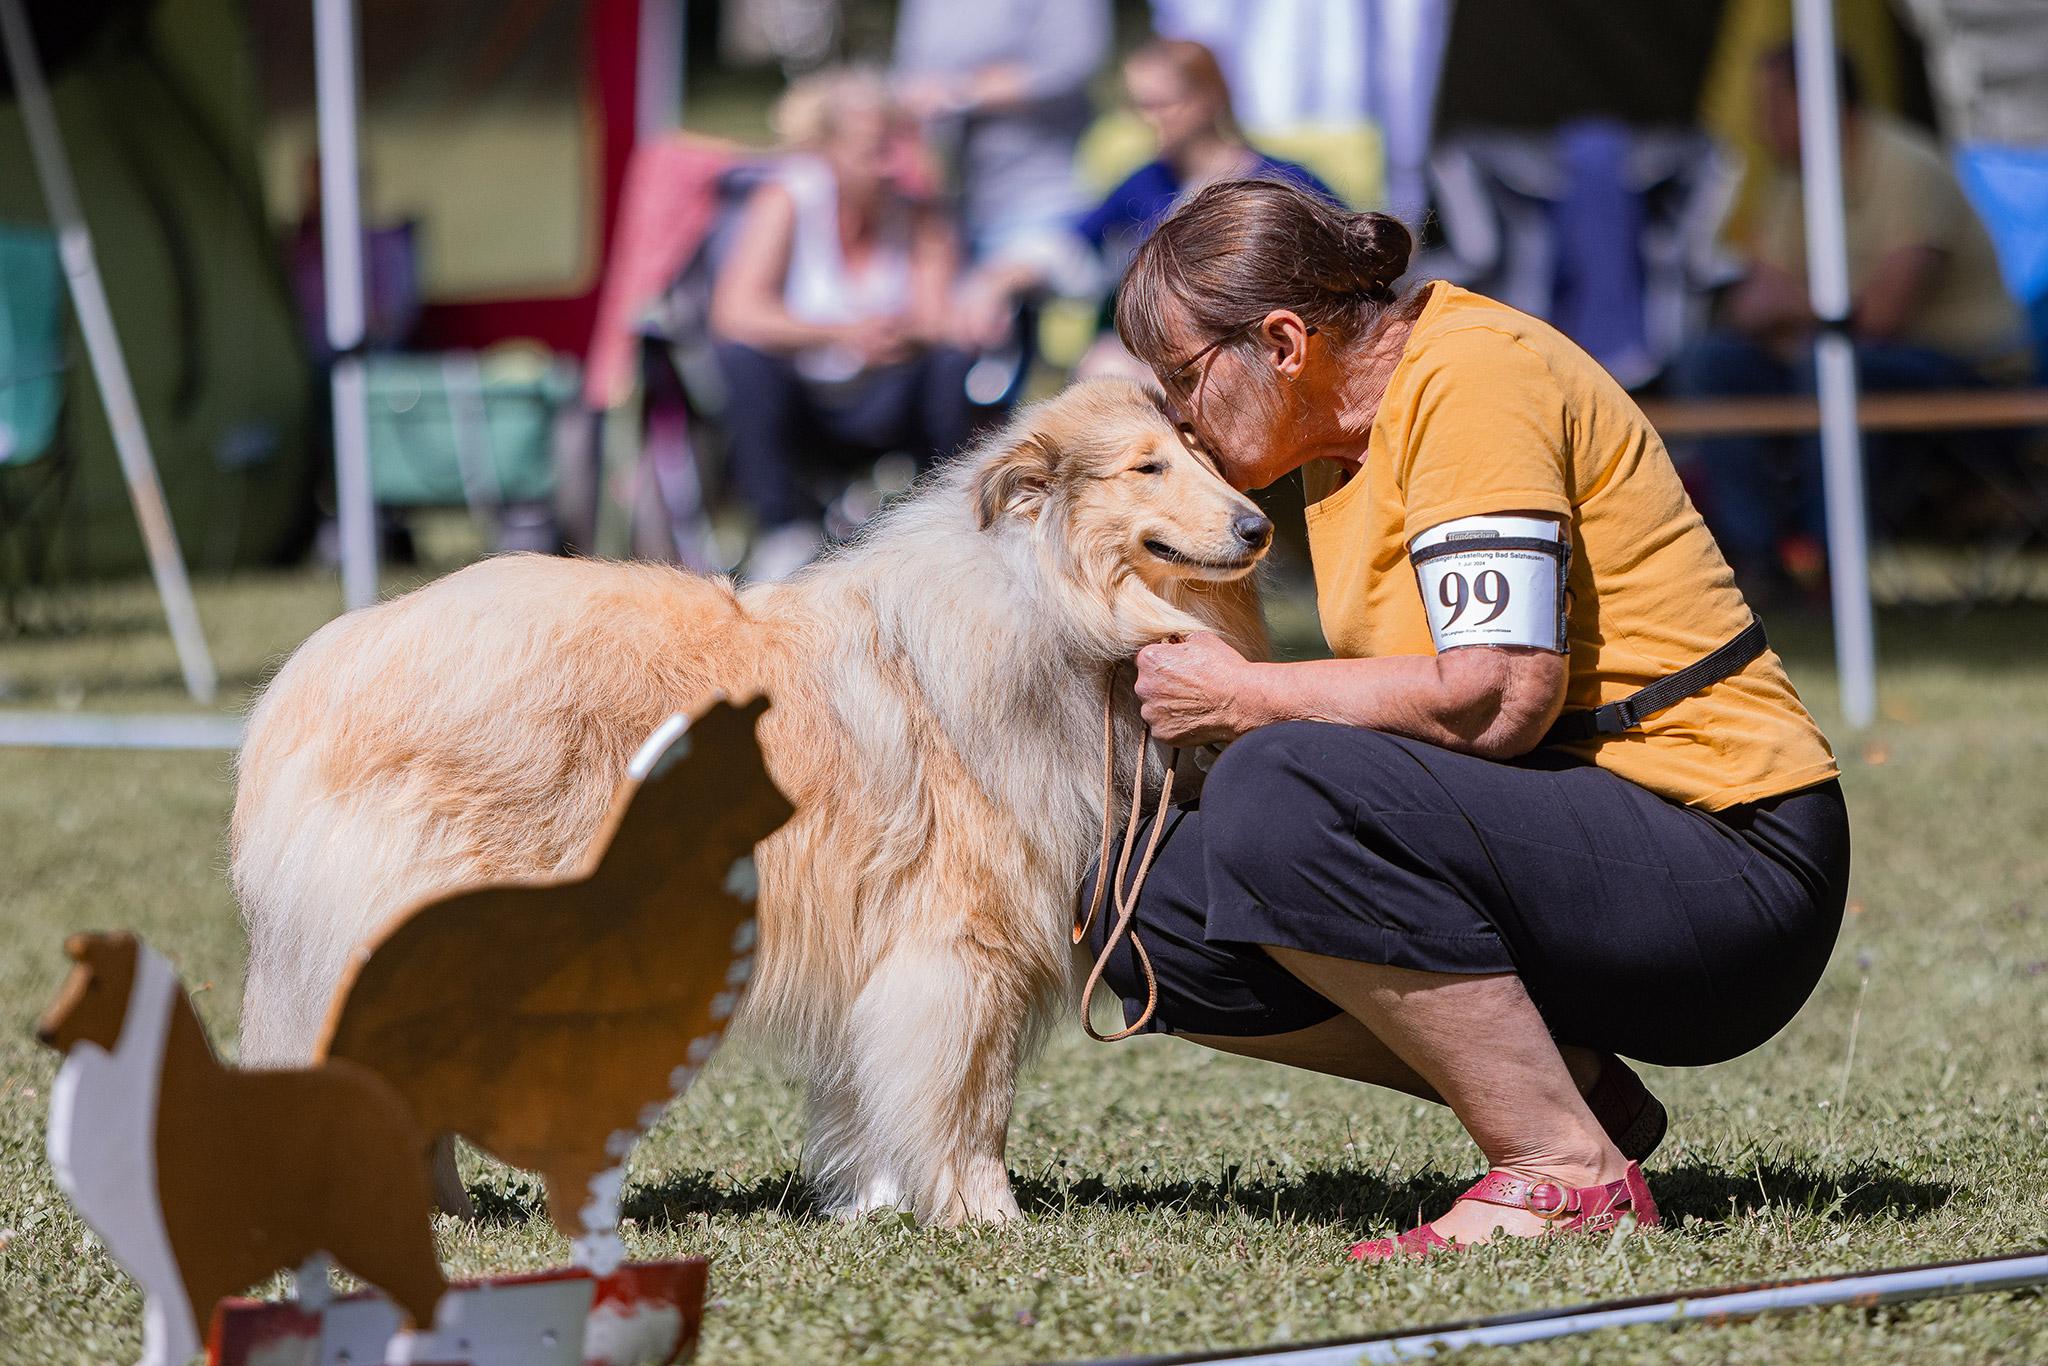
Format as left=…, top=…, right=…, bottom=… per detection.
left=318, top=697, right=794, bottom=1257
left=37, top=933, right=446, bottom=1366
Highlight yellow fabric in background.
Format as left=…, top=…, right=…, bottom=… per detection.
left=1302, top=283, right=1840, bottom=811
left=1698, top=0, right=1907, bottom=246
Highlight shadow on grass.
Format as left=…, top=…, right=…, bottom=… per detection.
left=465, top=1179, right=548, bottom=1227
left=618, top=1156, right=1948, bottom=1233
left=509, top=1155, right=1949, bottom=1235
left=615, top=1163, right=1475, bottom=1232
left=622, top=1169, right=823, bottom=1227
left=1014, top=1156, right=1951, bottom=1231
left=1014, top=1163, right=1466, bottom=1229
left=1649, top=1157, right=1952, bottom=1223
left=467, top=1169, right=824, bottom=1229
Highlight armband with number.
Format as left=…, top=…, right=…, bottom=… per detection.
left=1408, top=514, right=1569, bottom=653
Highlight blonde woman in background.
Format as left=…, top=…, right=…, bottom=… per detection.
left=711, top=70, right=1003, bottom=581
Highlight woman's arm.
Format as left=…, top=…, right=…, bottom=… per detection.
left=905, top=204, right=963, bottom=345
left=1726, top=262, right=1813, bottom=343
left=710, top=184, right=882, bottom=355
left=1851, top=244, right=1942, bottom=344
left=1135, top=632, right=1568, bottom=760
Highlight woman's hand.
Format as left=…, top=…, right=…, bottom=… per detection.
left=1134, top=632, right=1269, bottom=747
left=841, top=316, right=915, bottom=367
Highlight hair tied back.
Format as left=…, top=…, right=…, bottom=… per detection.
left=1341, top=210, right=1413, bottom=299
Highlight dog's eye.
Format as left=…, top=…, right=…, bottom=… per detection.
left=1132, top=462, right=1165, bottom=476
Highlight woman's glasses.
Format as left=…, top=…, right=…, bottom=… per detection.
left=1158, top=324, right=1252, bottom=396
left=1158, top=320, right=1318, bottom=397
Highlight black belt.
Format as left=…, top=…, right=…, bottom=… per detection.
left=1542, top=615, right=1769, bottom=746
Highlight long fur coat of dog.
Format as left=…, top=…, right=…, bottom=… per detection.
left=232, top=379, right=1270, bottom=1224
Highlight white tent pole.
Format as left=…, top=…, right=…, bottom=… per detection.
left=0, top=0, right=218, bottom=704
left=314, top=0, right=377, bottom=610
left=1792, top=0, right=1878, bottom=729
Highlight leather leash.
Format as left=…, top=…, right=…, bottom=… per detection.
left=1072, top=662, right=1181, bottom=1042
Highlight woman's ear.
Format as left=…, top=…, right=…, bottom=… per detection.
left=974, top=432, right=1059, bottom=528
left=1260, top=309, right=1312, bottom=379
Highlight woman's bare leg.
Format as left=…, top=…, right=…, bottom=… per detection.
left=1180, top=1014, right=1437, bottom=1098
left=1255, top=948, right=1626, bottom=1243
left=1180, top=1017, right=1605, bottom=1110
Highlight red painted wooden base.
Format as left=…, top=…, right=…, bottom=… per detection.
left=208, top=1257, right=707, bottom=1366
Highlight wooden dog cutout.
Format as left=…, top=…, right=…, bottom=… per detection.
left=318, top=696, right=794, bottom=1269
left=36, top=933, right=446, bottom=1366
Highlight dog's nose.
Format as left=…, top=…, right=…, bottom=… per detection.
left=1232, top=512, right=1274, bottom=551
left=33, top=1023, right=56, bottom=1048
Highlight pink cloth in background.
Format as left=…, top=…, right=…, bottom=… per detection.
left=583, top=135, right=740, bottom=410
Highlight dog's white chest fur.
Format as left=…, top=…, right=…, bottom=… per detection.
left=48, top=944, right=199, bottom=1366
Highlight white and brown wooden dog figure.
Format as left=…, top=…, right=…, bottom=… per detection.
left=318, top=695, right=793, bottom=1272
left=35, top=932, right=447, bottom=1366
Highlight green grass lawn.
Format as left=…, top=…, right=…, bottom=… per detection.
left=1, top=564, right=2045, bottom=1364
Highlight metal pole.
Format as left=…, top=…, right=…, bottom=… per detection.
left=313, top=0, right=377, bottom=610
left=635, top=0, right=684, bottom=143
left=0, top=712, right=244, bottom=750
left=1793, top=0, right=1878, bottom=728
left=0, top=0, right=218, bottom=704
left=1098, top=1250, right=2048, bottom=1366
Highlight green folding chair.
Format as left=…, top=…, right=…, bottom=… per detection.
left=0, top=222, right=72, bottom=611
left=0, top=222, right=64, bottom=470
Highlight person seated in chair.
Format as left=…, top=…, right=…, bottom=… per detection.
left=1070, top=38, right=1340, bottom=382
left=710, top=70, right=999, bottom=581
left=1669, top=44, right=2032, bottom=594
left=940, top=37, right=1339, bottom=386
left=893, top=0, right=1109, bottom=368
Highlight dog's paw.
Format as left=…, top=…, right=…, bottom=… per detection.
left=827, top=1175, right=912, bottom=1222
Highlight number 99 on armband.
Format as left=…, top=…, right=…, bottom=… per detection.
left=1408, top=514, right=1569, bottom=653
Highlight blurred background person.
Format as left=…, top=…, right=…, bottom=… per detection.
left=893, top=0, right=1111, bottom=362
left=709, top=69, right=992, bottom=581
left=1669, top=44, right=2030, bottom=595
left=1072, top=38, right=1339, bottom=379
left=1153, top=0, right=1449, bottom=221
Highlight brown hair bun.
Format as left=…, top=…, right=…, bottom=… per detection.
left=1340, top=212, right=1412, bottom=303
left=1115, top=178, right=1420, bottom=372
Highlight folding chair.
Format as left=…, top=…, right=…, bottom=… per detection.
left=0, top=222, right=74, bottom=613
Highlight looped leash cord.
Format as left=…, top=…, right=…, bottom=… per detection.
left=1073, top=663, right=1180, bottom=1042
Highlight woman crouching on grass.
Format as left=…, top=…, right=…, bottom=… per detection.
left=1086, top=179, right=1850, bottom=1259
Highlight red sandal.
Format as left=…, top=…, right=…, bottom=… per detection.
left=1349, top=1161, right=1659, bottom=1261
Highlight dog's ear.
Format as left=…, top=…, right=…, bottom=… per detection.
left=974, top=433, right=1059, bottom=528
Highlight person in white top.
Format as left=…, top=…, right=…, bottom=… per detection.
left=711, top=70, right=999, bottom=577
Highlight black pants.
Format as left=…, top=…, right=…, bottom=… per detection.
left=713, top=341, right=993, bottom=530
left=1082, top=722, right=1850, bottom=1067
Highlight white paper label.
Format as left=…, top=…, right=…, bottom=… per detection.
left=1410, top=514, right=1567, bottom=652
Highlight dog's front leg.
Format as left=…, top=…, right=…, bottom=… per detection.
left=827, top=940, right=1030, bottom=1225
left=802, top=1073, right=909, bottom=1218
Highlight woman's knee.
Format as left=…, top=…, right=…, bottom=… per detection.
left=1207, top=719, right=1326, bottom=802
left=1201, top=722, right=1386, bottom=879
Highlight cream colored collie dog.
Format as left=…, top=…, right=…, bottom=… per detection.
left=232, top=379, right=1270, bottom=1225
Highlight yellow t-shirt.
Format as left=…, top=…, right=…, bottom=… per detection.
left=1303, top=282, right=1839, bottom=811
left=1755, top=114, right=2030, bottom=380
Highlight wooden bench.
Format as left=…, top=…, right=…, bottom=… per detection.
left=1639, top=389, right=2048, bottom=438
left=1638, top=389, right=2048, bottom=604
